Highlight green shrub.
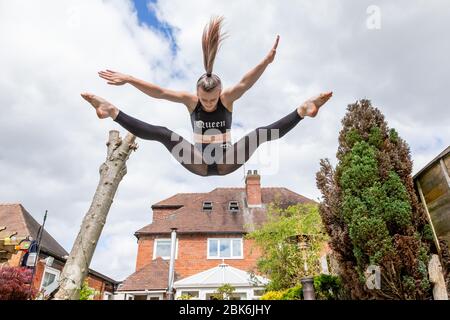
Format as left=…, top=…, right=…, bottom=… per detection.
left=260, top=290, right=285, bottom=300
left=79, top=280, right=97, bottom=300
left=281, top=285, right=303, bottom=300
left=314, top=274, right=343, bottom=300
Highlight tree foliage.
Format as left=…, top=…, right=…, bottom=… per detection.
left=316, top=99, right=434, bottom=299
left=79, top=279, right=97, bottom=300
left=210, top=284, right=236, bottom=300
left=247, top=203, right=328, bottom=291
left=260, top=275, right=344, bottom=300
left=0, top=266, right=36, bottom=300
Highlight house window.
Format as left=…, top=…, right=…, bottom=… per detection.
left=229, top=293, right=246, bottom=300
left=180, top=291, right=199, bottom=299
left=206, top=292, right=246, bottom=300
left=208, top=238, right=243, bottom=259
left=206, top=293, right=220, bottom=300
left=153, top=239, right=178, bottom=260
left=42, top=272, right=56, bottom=288
left=203, top=201, right=213, bottom=211
left=40, top=266, right=60, bottom=296
left=228, top=201, right=239, bottom=212
left=103, top=293, right=113, bottom=300
left=253, top=289, right=265, bottom=297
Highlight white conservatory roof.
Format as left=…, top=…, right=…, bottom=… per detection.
left=174, top=262, right=269, bottom=288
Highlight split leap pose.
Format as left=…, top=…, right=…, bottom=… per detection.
left=81, top=17, right=332, bottom=176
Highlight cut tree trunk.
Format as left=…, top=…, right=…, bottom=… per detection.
left=428, top=254, right=449, bottom=300
left=53, top=131, right=137, bottom=300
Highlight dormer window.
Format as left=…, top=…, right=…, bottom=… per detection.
left=228, top=201, right=239, bottom=212
left=202, top=201, right=213, bottom=211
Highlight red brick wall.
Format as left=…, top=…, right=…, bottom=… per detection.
left=26, top=256, right=111, bottom=300
left=136, top=234, right=263, bottom=278
left=134, top=207, right=178, bottom=271
left=6, top=251, right=113, bottom=300
left=32, top=261, right=46, bottom=293
left=245, top=175, right=262, bottom=206
left=152, top=208, right=177, bottom=222
left=86, top=275, right=106, bottom=300
left=136, top=235, right=155, bottom=271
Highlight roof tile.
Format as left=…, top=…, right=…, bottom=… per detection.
left=0, top=204, right=68, bottom=258
left=136, top=187, right=315, bottom=236
left=118, top=257, right=180, bottom=291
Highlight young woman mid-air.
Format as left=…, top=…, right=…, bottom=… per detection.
left=81, top=17, right=332, bottom=177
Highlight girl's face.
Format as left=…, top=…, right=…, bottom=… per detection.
left=197, top=86, right=221, bottom=112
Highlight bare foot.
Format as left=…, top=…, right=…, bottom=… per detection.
left=81, top=93, right=119, bottom=120
left=297, top=91, right=333, bottom=118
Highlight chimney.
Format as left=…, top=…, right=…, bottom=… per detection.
left=245, top=170, right=262, bottom=207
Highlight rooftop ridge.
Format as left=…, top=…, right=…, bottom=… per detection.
left=16, top=204, right=30, bottom=240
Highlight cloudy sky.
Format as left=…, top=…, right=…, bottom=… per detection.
left=1, top=0, right=449, bottom=281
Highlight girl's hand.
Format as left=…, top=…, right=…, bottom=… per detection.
left=265, top=35, right=280, bottom=64
left=98, top=69, right=130, bottom=86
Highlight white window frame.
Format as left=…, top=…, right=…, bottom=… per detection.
left=207, top=238, right=243, bottom=259
left=103, top=292, right=113, bottom=300
left=205, top=291, right=247, bottom=300
left=253, top=289, right=265, bottom=299
left=153, top=238, right=178, bottom=260
left=147, top=294, right=163, bottom=300
left=121, top=291, right=165, bottom=300
left=202, top=201, right=213, bottom=212
left=39, top=266, right=61, bottom=295
left=180, top=290, right=200, bottom=300
left=228, top=201, right=240, bottom=212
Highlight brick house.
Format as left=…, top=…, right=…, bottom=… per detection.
left=0, top=204, right=119, bottom=300
left=117, top=170, right=317, bottom=300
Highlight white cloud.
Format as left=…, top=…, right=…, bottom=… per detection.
left=1, top=0, right=448, bottom=281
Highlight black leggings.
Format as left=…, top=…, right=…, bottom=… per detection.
left=114, top=109, right=303, bottom=176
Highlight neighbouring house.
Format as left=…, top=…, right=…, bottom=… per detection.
left=117, top=170, right=323, bottom=300
left=0, top=204, right=119, bottom=300
left=414, top=145, right=450, bottom=250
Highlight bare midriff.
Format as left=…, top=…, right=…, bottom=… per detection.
left=193, top=131, right=231, bottom=144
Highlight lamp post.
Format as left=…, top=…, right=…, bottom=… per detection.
left=298, top=237, right=316, bottom=300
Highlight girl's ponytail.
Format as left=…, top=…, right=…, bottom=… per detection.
left=197, top=16, right=227, bottom=92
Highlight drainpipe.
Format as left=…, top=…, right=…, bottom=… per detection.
left=167, top=228, right=177, bottom=300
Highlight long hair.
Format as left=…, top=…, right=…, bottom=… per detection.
left=197, top=16, right=227, bottom=92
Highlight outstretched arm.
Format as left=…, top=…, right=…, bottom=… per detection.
left=222, top=35, right=279, bottom=104
left=98, top=70, right=196, bottom=107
